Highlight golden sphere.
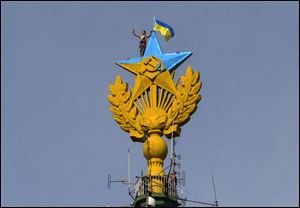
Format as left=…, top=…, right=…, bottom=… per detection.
left=143, top=133, right=168, bottom=160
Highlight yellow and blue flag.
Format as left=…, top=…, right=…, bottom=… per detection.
left=153, top=18, right=175, bottom=41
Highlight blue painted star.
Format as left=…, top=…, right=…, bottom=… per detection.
left=116, top=31, right=192, bottom=72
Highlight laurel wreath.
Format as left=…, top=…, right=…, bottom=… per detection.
left=108, top=66, right=202, bottom=141
left=107, top=76, right=137, bottom=132
left=165, top=66, right=202, bottom=138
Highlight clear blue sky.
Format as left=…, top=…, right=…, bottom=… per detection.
left=1, top=1, right=299, bottom=207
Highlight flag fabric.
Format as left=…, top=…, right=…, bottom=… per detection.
left=153, top=18, right=175, bottom=41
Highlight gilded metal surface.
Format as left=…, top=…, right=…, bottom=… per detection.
left=108, top=33, right=201, bottom=194
left=108, top=58, right=201, bottom=142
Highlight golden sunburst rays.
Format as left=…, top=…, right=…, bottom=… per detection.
left=132, top=85, right=175, bottom=115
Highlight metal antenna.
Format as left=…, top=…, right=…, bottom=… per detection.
left=170, top=136, right=173, bottom=160
left=182, top=196, right=187, bottom=207
left=211, top=175, right=219, bottom=207
left=170, top=120, right=175, bottom=163
left=172, top=139, right=176, bottom=173
left=107, top=174, right=128, bottom=188
left=107, top=149, right=135, bottom=199
left=178, top=170, right=186, bottom=186
left=107, top=174, right=111, bottom=189
left=176, top=174, right=219, bottom=207
left=128, top=148, right=131, bottom=196
left=167, top=120, right=176, bottom=181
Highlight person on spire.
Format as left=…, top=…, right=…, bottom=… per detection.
left=132, top=30, right=152, bottom=56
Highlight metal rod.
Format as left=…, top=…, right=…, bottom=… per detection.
left=170, top=136, right=173, bottom=160
left=211, top=175, right=218, bottom=207
left=178, top=197, right=218, bottom=207
left=110, top=180, right=127, bottom=183
left=128, top=149, right=131, bottom=193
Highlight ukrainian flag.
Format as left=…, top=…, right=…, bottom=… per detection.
left=153, top=18, right=175, bottom=41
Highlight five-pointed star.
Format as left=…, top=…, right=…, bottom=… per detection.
left=116, top=31, right=192, bottom=72
left=115, top=31, right=193, bottom=100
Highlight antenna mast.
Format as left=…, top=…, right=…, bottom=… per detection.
left=211, top=175, right=218, bottom=207
left=128, top=148, right=131, bottom=196
left=107, top=148, right=134, bottom=199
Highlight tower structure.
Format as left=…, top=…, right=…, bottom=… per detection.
left=108, top=31, right=202, bottom=207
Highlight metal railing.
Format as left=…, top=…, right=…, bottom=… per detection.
left=134, top=175, right=177, bottom=198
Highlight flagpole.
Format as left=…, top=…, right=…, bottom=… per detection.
left=153, top=17, right=156, bottom=34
